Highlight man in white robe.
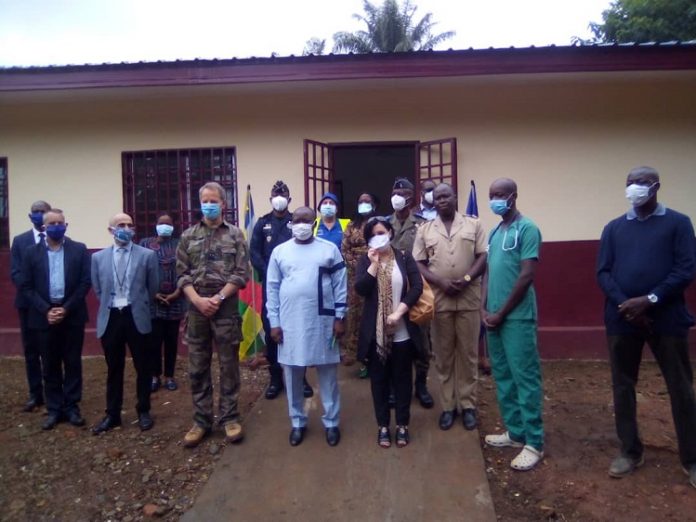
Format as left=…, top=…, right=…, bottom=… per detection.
left=266, top=206, right=347, bottom=447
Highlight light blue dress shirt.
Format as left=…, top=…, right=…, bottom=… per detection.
left=47, top=243, right=65, bottom=302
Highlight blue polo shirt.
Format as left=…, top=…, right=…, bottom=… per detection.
left=315, top=219, right=344, bottom=251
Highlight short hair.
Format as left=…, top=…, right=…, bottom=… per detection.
left=43, top=208, right=64, bottom=224
left=628, top=166, right=660, bottom=181
left=199, top=181, right=226, bottom=201
left=30, top=200, right=51, bottom=213
left=363, top=216, right=393, bottom=245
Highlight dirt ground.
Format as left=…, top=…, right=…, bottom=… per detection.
left=1, top=357, right=695, bottom=521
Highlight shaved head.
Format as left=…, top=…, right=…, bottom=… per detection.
left=627, top=166, right=660, bottom=184
left=30, top=200, right=51, bottom=213
left=292, top=206, right=315, bottom=224
left=490, top=178, right=517, bottom=195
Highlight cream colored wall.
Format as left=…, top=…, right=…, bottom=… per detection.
left=1, top=71, right=695, bottom=247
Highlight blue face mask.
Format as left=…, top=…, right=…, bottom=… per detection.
left=46, top=224, right=67, bottom=241
left=156, top=224, right=174, bottom=237
left=112, top=227, right=135, bottom=244
left=29, top=212, right=45, bottom=228
left=201, top=202, right=222, bottom=220
left=489, top=195, right=512, bottom=216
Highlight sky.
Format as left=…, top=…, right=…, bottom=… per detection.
left=0, top=0, right=612, bottom=67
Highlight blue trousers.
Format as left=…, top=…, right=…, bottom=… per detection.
left=283, top=364, right=340, bottom=428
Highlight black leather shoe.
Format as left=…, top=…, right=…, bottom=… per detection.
left=303, top=379, right=314, bottom=398
left=91, top=415, right=122, bottom=435
left=265, top=383, right=283, bottom=400
left=138, top=412, right=154, bottom=431
left=439, top=410, right=457, bottom=431
left=415, top=383, right=435, bottom=409
left=289, top=427, right=306, bottom=446
left=23, top=397, right=44, bottom=412
left=462, top=408, right=477, bottom=431
left=67, top=411, right=86, bottom=427
left=42, top=414, right=60, bottom=430
left=326, top=427, right=341, bottom=446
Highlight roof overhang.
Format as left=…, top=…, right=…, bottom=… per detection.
left=1, top=44, right=695, bottom=93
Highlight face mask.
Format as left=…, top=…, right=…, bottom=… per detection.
left=489, top=195, right=512, bottom=216
left=45, top=224, right=66, bottom=241
left=423, top=191, right=434, bottom=205
left=272, top=196, right=289, bottom=212
left=368, top=234, right=390, bottom=250
left=29, top=212, right=44, bottom=227
left=320, top=203, right=336, bottom=218
left=201, top=202, right=221, bottom=220
left=625, top=183, right=655, bottom=207
left=112, top=227, right=135, bottom=244
left=358, top=202, right=373, bottom=215
left=156, top=224, right=174, bottom=237
left=292, top=223, right=313, bottom=241
left=391, top=194, right=407, bottom=211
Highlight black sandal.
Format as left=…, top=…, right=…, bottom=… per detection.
left=396, top=426, right=409, bottom=448
left=378, top=426, right=391, bottom=448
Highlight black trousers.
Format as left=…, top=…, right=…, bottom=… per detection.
left=101, top=307, right=151, bottom=417
left=369, top=340, right=414, bottom=426
left=33, top=321, right=84, bottom=417
left=151, top=318, right=181, bottom=378
left=19, top=307, right=44, bottom=401
left=608, top=334, right=696, bottom=467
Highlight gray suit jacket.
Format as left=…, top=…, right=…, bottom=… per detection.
left=91, top=243, right=159, bottom=338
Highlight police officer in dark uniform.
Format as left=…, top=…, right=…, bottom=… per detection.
left=250, top=180, right=313, bottom=400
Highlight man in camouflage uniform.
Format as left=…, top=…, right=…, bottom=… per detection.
left=388, top=177, right=434, bottom=409
left=177, top=181, right=250, bottom=448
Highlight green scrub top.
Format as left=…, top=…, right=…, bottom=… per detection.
left=486, top=215, right=541, bottom=321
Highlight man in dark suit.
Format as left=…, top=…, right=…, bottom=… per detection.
left=20, top=209, right=91, bottom=430
left=91, top=212, right=159, bottom=434
left=10, top=199, right=51, bottom=412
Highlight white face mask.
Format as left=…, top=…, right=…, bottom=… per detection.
left=423, top=191, right=434, bottom=205
left=271, top=196, right=289, bottom=212
left=391, top=194, right=407, bottom=211
left=625, top=183, right=655, bottom=207
left=291, top=223, right=313, bottom=241
left=357, top=202, right=373, bottom=215
left=368, top=233, right=390, bottom=250
left=320, top=203, right=336, bottom=218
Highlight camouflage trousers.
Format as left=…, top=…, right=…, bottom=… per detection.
left=186, top=302, right=242, bottom=429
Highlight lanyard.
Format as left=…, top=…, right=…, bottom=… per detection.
left=113, top=248, right=132, bottom=293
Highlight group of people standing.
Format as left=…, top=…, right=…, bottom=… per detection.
left=9, top=167, right=696, bottom=487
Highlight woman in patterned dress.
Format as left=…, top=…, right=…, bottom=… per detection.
left=341, top=193, right=379, bottom=376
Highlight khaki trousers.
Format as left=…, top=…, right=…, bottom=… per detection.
left=431, top=309, right=479, bottom=411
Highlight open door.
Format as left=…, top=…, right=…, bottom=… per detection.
left=416, top=138, right=458, bottom=202
left=304, top=139, right=335, bottom=210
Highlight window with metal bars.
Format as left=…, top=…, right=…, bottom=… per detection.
left=122, top=147, right=238, bottom=240
left=0, top=158, right=8, bottom=249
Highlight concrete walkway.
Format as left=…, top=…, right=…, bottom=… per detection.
left=183, top=366, right=496, bottom=522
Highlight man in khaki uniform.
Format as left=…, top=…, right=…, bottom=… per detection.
left=177, top=181, right=250, bottom=448
left=413, top=183, right=487, bottom=431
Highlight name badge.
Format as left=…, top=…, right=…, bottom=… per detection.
left=113, top=297, right=128, bottom=308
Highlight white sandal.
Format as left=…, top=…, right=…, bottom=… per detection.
left=510, top=445, right=544, bottom=471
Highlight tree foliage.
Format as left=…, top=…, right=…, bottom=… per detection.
left=332, top=0, right=455, bottom=53
left=303, top=37, right=326, bottom=56
left=589, top=0, right=696, bottom=43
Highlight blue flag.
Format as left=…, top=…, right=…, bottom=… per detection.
left=466, top=180, right=478, bottom=217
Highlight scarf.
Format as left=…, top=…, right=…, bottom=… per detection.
left=375, top=248, right=395, bottom=363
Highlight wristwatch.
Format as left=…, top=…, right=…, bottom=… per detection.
left=217, top=292, right=226, bottom=301
left=463, top=274, right=472, bottom=283
left=647, top=293, right=658, bottom=304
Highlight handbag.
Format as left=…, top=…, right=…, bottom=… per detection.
left=408, top=275, right=434, bottom=325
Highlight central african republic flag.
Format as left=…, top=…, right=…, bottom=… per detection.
left=238, top=185, right=265, bottom=360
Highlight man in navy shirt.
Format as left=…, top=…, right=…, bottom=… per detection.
left=597, top=166, right=696, bottom=488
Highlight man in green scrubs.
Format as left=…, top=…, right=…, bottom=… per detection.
left=481, top=178, right=544, bottom=471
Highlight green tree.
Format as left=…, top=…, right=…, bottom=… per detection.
left=589, top=0, right=696, bottom=43
left=332, top=0, right=455, bottom=53
left=303, top=37, right=326, bottom=56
